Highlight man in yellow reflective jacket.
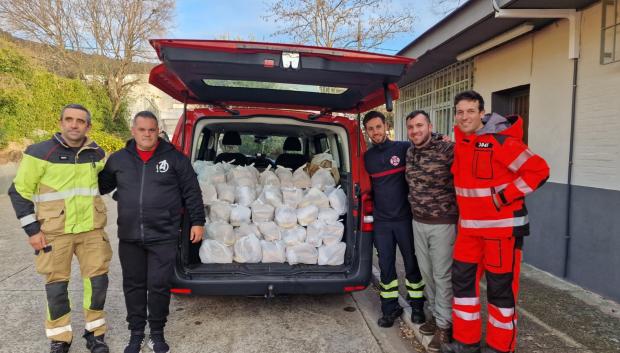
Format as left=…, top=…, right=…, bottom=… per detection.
left=8, top=104, right=112, bottom=353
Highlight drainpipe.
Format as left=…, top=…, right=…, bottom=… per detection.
left=491, top=0, right=581, bottom=278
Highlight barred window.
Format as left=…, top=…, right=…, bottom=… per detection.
left=601, top=0, right=620, bottom=64
left=394, top=60, right=473, bottom=139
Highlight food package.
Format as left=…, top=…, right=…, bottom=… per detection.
left=235, top=185, right=257, bottom=207
left=199, top=239, right=233, bottom=264
left=305, top=220, right=323, bottom=247
left=259, top=185, right=283, bottom=208
left=259, top=166, right=280, bottom=187
left=250, top=199, right=275, bottom=222
left=234, top=222, right=261, bottom=242
left=321, top=221, right=344, bottom=246
left=318, top=207, right=339, bottom=224
left=292, top=164, right=311, bottom=189
left=318, top=242, right=346, bottom=265
left=281, top=226, right=307, bottom=246
left=296, top=205, right=319, bottom=226
left=311, top=167, right=336, bottom=191
left=328, top=186, right=348, bottom=215
left=216, top=183, right=235, bottom=203
left=199, top=181, right=217, bottom=205
left=257, top=221, right=282, bottom=241
left=286, top=243, right=318, bottom=265
left=230, top=204, right=252, bottom=226
left=209, top=201, right=231, bottom=223
left=260, top=240, right=286, bottom=263
left=206, top=221, right=235, bottom=246
left=275, top=166, right=294, bottom=188
left=233, top=233, right=262, bottom=263
left=274, top=206, right=297, bottom=229
left=298, top=187, right=330, bottom=209
left=281, top=187, right=303, bottom=208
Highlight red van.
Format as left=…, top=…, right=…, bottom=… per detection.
left=148, top=39, right=414, bottom=297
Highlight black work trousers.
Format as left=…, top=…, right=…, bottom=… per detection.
left=118, top=240, right=177, bottom=333
left=374, top=219, right=425, bottom=315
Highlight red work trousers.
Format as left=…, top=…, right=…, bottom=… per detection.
left=451, top=235, right=523, bottom=353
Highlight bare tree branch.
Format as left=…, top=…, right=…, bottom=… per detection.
left=265, top=0, right=414, bottom=51
left=0, top=0, right=174, bottom=124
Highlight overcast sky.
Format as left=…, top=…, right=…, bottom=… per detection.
left=166, top=0, right=452, bottom=54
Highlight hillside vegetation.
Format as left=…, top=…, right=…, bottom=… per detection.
left=0, top=37, right=125, bottom=152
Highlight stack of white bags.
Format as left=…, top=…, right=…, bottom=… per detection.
left=194, top=161, right=348, bottom=266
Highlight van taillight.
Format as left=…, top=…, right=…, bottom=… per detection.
left=361, top=193, right=374, bottom=232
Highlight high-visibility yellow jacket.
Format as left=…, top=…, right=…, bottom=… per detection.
left=8, top=133, right=107, bottom=236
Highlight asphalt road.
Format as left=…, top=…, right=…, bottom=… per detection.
left=0, top=195, right=416, bottom=353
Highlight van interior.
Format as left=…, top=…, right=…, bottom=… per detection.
left=180, top=115, right=358, bottom=277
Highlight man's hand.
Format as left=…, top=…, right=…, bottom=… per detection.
left=29, top=231, right=47, bottom=251
left=441, top=134, right=452, bottom=142
left=189, top=225, right=204, bottom=243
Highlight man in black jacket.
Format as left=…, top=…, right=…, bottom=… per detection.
left=99, top=111, right=205, bottom=353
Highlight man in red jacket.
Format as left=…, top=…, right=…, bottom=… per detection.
left=441, top=91, right=549, bottom=353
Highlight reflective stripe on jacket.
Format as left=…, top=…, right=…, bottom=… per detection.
left=9, top=133, right=107, bottom=236
left=452, top=114, right=549, bottom=237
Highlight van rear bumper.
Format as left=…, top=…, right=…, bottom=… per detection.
left=172, top=231, right=373, bottom=296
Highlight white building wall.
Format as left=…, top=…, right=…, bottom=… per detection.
left=572, top=3, right=620, bottom=190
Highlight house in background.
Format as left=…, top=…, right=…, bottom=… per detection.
left=394, top=0, right=620, bottom=301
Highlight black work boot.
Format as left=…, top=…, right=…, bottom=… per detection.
left=148, top=331, right=170, bottom=353
left=440, top=340, right=481, bottom=353
left=83, top=330, right=110, bottom=353
left=50, top=340, right=71, bottom=353
left=377, top=307, right=404, bottom=328
left=123, top=331, right=145, bottom=353
left=410, top=300, right=426, bottom=324
left=419, top=316, right=437, bottom=336
left=428, top=326, right=451, bottom=352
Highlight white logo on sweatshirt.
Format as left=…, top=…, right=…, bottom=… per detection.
left=156, top=160, right=169, bottom=173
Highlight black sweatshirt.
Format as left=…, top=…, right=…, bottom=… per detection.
left=98, top=138, right=205, bottom=243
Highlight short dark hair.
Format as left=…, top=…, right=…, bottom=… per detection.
left=454, top=90, right=485, bottom=111
left=362, top=110, right=386, bottom=127
left=405, top=110, right=430, bottom=124
left=132, top=110, right=159, bottom=126
left=60, top=104, right=91, bottom=125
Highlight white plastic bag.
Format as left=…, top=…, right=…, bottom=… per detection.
left=227, top=165, right=257, bottom=187
left=230, top=204, right=252, bottom=226
left=275, top=166, right=294, bottom=188
left=216, top=183, right=235, bottom=203
left=328, top=186, right=348, bottom=215
left=286, top=243, right=318, bottom=265
left=198, top=163, right=227, bottom=185
left=257, top=221, right=281, bottom=241
left=233, top=234, right=262, bottom=263
left=318, top=242, right=346, bottom=265
left=281, top=226, right=307, bottom=246
left=235, top=186, right=257, bottom=207
left=259, top=166, right=280, bottom=187
left=275, top=206, right=297, bottom=229
left=299, top=187, right=330, bottom=209
left=250, top=200, right=275, bottom=222
left=234, top=223, right=261, bottom=242
left=206, top=221, right=235, bottom=246
left=311, top=167, right=336, bottom=191
left=199, top=239, right=233, bottom=264
left=281, top=187, right=303, bottom=208
left=311, top=151, right=334, bottom=166
left=305, top=220, right=324, bottom=247
left=209, top=201, right=231, bottom=223
left=199, top=181, right=218, bottom=205
left=292, top=164, right=311, bottom=189
left=318, top=207, right=339, bottom=224
left=260, top=240, right=286, bottom=263
left=259, top=185, right=283, bottom=208
left=296, top=205, right=319, bottom=226
left=321, top=221, right=345, bottom=245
